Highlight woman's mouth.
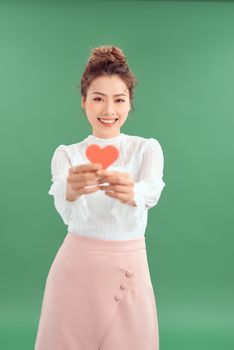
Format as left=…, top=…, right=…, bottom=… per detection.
left=97, top=118, right=118, bottom=127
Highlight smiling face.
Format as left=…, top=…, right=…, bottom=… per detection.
left=81, top=74, right=131, bottom=138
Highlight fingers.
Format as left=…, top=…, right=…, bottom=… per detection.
left=69, top=172, right=101, bottom=183
left=96, top=170, right=132, bottom=184
left=96, top=169, right=114, bottom=177
left=100, top=185, right=128, bottom=193
left=68, top=164, right=103, bottom=182
left=99, top=176, right=133, bottom=186
left=72, top=178, right=101, bottom=190
left=77, top=185, right=101, bottom=196
left=72, top=163, right=103, bottom=174
left=67, top=164, right=134, bottom=199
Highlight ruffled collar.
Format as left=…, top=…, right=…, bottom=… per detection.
left=85, top=133, right=125, bottom=143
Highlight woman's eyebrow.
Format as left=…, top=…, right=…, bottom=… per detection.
left=91, top=92, right=127, bottom=97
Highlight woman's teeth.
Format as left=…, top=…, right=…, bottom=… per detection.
left=98, top=118, right=118, bottom=125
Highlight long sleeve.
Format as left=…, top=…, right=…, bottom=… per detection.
left=48, top=145, right=90, bottom=225
left=134, top=138, right=166, bottom=209
left=111, top=138, right=166, bottom=231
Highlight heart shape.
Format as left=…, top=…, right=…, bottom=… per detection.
left=85, top=144, right=119, bottom=169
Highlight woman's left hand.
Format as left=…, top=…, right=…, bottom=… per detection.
left=96, top=169, right=137, bottom=206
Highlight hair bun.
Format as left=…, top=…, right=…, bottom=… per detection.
left=89, top=45, right=127, bottom=65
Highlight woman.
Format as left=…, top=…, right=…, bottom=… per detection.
left=35, top=45, right=166, bottom=350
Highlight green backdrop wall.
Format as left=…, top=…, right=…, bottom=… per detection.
left=0, top=1, right=233, bottom=349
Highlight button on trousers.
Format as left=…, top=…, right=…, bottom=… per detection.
left=34, top=232, right=159, bottom=349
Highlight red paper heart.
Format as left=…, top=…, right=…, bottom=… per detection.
left=85, top=144, right=119, bottom=169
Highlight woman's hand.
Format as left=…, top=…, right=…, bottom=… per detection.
left=96, top=169, right=137, bottom=206
left=66, top=163, right=103, bottom=201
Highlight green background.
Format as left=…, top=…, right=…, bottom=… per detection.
left=0, top=0, right=233, bottom=349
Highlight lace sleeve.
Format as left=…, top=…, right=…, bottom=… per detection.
left=48, top=145, right=89, bottom=225
left=111, top=138, right=166, bottom=231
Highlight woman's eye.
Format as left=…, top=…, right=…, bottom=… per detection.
left=93, top=98, right=125, bottom=103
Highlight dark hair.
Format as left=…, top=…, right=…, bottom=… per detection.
left=78, top=45, right=138, bottom=113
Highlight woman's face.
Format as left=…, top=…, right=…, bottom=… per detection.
left=81, top=74, right=131, bottom=138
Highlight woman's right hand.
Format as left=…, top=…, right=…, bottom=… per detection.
left=66, top=163, right=103, bottom=201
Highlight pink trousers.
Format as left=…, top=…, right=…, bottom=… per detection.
left=34, top=232, right=159, bottom=349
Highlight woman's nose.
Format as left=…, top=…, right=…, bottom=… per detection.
left=104, top=102, right=116, bottom=114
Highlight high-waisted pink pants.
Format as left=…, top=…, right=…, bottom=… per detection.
left=34, top=232, right=159, bottom=349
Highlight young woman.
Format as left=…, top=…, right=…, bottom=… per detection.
left=35, top=45, right=166, bottom=350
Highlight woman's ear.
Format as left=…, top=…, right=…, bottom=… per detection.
left=81, top=97, right=86, bottom=109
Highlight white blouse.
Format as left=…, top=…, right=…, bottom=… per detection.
left=48, top=133, right=166, bottom=240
